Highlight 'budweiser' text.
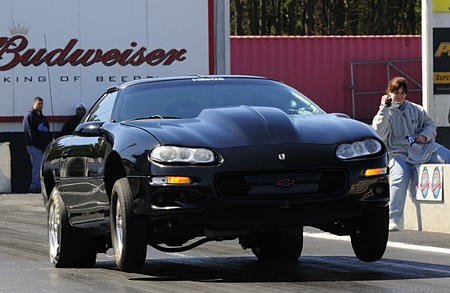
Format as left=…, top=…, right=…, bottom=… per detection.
left=0, top=35, right=187, bottom=70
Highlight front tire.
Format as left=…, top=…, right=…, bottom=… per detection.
left=110, top=178, right=147, bottom=272
left=350, top=206, right=389, bottom=262
left=251, top=226, right=303, bottom=262
left=48, top=188, right=97, bottom=268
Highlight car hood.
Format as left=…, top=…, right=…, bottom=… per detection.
left=123, top=106, right=379, bottom=148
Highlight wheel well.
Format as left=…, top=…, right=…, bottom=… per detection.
left=43, top=169, right=55, bottom=200
left=104, top=151, right=127, bottom=199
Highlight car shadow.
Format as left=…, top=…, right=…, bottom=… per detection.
left=96, top=256, right=450, bottom=282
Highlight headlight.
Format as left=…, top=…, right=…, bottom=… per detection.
left=150, top=146, right=216, bottom=164
left=336, top=138, right=382, bottom=159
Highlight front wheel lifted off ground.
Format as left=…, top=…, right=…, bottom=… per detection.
left=350, top=206, right=389, bottom=262
left=110, top=177, right=147, bottom=272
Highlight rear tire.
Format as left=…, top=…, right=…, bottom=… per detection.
left=351, top=206, right=389, bottom=262
left=110, top=178, right=147, bottom=272
left=48, top=187, right=97, bottom=268
left=251, top=226, right=303, bottom=262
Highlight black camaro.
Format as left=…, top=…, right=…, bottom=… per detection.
left=41, top=75, right=389, bottom=272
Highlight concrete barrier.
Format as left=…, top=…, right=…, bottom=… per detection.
left=0, top=142, right=11, bottom=193
left=403, top=164, right=450, bottom=233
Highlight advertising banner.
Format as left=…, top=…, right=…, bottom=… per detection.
left=416, top=164, right=444, bottom=201
left=0, top=0, right=212, bottom=118
left=433, top=28, right=450, bottom=94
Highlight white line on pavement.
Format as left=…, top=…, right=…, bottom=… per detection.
left=304, top=232, right=450, bottom=255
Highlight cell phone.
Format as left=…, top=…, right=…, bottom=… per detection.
left=385, top=97, right=392, bottom=107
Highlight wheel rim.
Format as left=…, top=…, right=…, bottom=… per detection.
left=114, top=199, right=123, bottom=256
left=48, top=201, right=60, bottom=261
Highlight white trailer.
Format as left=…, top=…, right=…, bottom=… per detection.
left=0, top=0, right=230, bottom=193
left=0, top=0, right=229, bottom=127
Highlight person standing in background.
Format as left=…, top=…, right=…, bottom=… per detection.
left=23, top=97, right=52, bottom=193
left=59, top=103, right=86, bottom=137
left=372, top=77, right=450, bottom=231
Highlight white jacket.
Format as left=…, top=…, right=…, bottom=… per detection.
left=372, top=100, right=442, bottom=165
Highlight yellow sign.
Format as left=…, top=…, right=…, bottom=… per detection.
left=435, top=42, right=450, bottom=56
left=433, top=0, right=450, bottom=12
left=433, top=72, right=450, bottom=83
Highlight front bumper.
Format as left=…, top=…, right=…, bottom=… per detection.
left=130, top=143, right=389, bottom=229
left=130, top=173, right=388, bottom=229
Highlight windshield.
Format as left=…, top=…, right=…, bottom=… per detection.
left=114, top=78, right=325, bottom=121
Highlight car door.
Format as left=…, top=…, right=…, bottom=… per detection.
left=59, top=90, right=117, bottom=225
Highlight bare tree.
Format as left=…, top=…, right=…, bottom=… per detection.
left=250, top=0, right=260, bottom=35
left=234, top=0, right=244, bottom=35
left=333, top=0, right=346, bottom=35
left=261, top=0, right=268, bottom=35
left=287, top=0, right=298, bottom=35
left=275, top=0, right=283, bottom=35
left=305, top=0, right=315, bottom=35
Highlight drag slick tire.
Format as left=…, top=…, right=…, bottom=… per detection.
left=350, top=206, right=389, bottom=262
left=110, top=178, right=147, bottom=272
left=251, top=226, right=303, bottom=262
left=48, top=187, right=97, bottom=268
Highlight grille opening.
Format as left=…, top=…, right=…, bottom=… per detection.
left=215, top=169, right=347, bottom=198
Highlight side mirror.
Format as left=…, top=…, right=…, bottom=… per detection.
left=74, top=121, right=105, bottom=136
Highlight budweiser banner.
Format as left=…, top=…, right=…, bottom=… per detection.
left=0, top=0, right=212, bottom=118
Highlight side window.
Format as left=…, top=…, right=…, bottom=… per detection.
left=87, top=91, right=118, bottom=122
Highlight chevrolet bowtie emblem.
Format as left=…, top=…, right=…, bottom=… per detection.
left=275, top=178, right=295, bottom=187
left=278, top=153, right=286, bottom=160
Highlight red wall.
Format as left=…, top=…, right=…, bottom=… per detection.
left=230, top=36, right=422, bottom=121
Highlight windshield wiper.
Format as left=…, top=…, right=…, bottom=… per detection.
left=123, top=115, right=178, bottom=122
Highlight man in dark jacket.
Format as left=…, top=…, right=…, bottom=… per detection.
left=23, top=97, right=52, bottom=193
left=59, top=103, right=86, bottom=137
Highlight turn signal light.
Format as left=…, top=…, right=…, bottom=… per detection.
left=167, top=176, right=191, bottom=184
left=364, top=167, right=387, bottom=177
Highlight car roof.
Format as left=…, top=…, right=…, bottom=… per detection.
left=116, top=75, right=273, bottom=90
